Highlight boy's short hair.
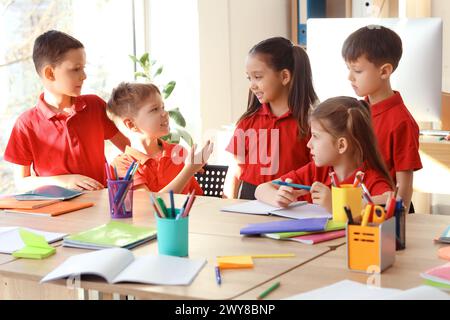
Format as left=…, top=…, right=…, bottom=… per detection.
left=33, top=30, right=84, bottom=75
left=342, top=25, right=403, bottom=71
left=107, top=82, right=161, bottom=119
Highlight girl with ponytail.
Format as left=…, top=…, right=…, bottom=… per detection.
left=255, top=96, right=394, bottom=212
left=224, top=37, right=318, bottom=200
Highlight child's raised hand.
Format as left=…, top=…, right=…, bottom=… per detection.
left=186, top=140, right=214, bottom=172
left=62, top=174, right=104, bottom=191
left=310, top=181, right=332, bottom=212
left=274, top=178, right=308, bottom=207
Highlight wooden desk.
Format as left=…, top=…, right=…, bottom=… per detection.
left=0, top=190, right=332, bottom=300
left=235, top=213, right=450, bottom=299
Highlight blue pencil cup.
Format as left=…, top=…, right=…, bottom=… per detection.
left=107, top=179, right=133, bottom=219
left=156, top=209, right=189, bottom=257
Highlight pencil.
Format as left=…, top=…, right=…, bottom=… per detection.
left=257, top=281, right=280, bottom=300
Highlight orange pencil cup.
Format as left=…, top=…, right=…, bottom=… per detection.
left=331, top=184, right=362, bottom=222
left=346, top=218, right=396, bottom=273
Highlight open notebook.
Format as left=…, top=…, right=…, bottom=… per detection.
left=0, top=227, right=67, bottom=254
left=286, top=280, right=450, bottom=300
left=41, top=248, right=207, bottom=286
left=221, top=200, right=331, bottom=220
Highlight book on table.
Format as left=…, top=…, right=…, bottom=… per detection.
left=41, top=248, right=207, bottom=286
left=221, top=200, right=331, bottom=220
left=63, top=221, right=157, bottom=250
left=4, top=201, right=94, bottom=217
left=14, top=185, right=83, bottom=201
left=0, top=198, right=61, bottom=210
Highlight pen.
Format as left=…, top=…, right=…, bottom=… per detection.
left=271, top=181, right=311, bottom=191
left=329, top=170, right=340, bottom=187
left=360, top=182, right=374, bottom=204
left=169, top=190, right=176, bottom=218
left=257, top=281, right=280, bottom=300
left=215, top=266, right=222, bottom=285
left=352, top=171, right=365, bottom=187
left=149, top=193, right=163, bottom=218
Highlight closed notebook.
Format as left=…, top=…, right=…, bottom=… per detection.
left=264, top=220, right=346, bottom=240
left=63, top=221, right=157, bottom=250
left=0, top=198, right=60, bottom=209
left=14, top=185, right=83, bottom=201
left=283, top=230, right=346, bottom=245
left=240, top=218, right=329, bottom=235
left=41, top=248, right=206, bottom=286
left=421, top=263, right=450, bottom=290
left=221, top=200, right=331, bottom=220
left=4, top=201, right=94, bottom=217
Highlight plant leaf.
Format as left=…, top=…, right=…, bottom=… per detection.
left=168, top=108, right=186, bottom=127
left=170, top=130, right=181, bottom=144
left=140, top=53, right=149, bottom=67
left=134, top=72, right=149, bottom=79
left=176, top=128, right=193, bottom=147
left=163, top=81, right=176, bottom=99
left=129, top=55, right=139, bottom=64
left=153, top=66, right=163, bottom=78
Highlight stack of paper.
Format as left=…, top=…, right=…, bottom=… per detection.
left=63, top=221, right=157, bottom=250
left=286, top=280, right=450, bottom=300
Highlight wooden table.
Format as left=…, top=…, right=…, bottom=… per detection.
left=0, top=190, right=333, bottom=300
left=235, top=213, right=450, bottom=299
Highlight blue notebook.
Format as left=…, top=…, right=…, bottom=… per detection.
left=14, top=185, right=83, bottom=201
left=240, top=218, right=329, bottom=235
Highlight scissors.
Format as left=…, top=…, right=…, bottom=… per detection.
left=361, top=205, right=386, bottom=226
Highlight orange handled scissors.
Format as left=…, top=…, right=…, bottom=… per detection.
left=361, top=205, right=386, bottom=226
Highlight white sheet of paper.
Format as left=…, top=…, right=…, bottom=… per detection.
left=0, top=227, right=67, bottom=254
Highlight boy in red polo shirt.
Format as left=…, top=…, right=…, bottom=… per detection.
left=108, top=82, right=213, bottom=195
left=4, top=30, right=129, bottom=191
left=342, top=25, right=422, bottom=213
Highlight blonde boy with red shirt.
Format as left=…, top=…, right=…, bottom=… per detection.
left=4, top=30, right=129, bottom=191
left=342, top=25, right=422, bottom=213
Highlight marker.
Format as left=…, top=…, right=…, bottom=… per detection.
left=169, top=190, right=176, bottom=218
left=329, top=171, right=340, bottom=187
left=257, top=281, right=280, bottom=300
left=352, top=171, right=365, bottom=187
left=271, top=181, right=311, bottom=191
left=215, top=266, right=222, bottom=285
left=360, top=182, right=374, bottom=204
left=156, top=197, right=169, bottom=218
left=344, top=206, right=354, bottom=224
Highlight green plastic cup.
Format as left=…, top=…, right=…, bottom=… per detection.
left=155, top=209, right=189, bottom=257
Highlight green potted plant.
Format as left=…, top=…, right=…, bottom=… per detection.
left=129, top=53, right=193, bottom=146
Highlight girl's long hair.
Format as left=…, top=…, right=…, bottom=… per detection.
left=311, top=96, right=393, bottom=187
left=239, top=37, right=318, bottom=138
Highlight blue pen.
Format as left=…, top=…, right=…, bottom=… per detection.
left=175, top=208, right=184, bottom=220
left=215, top=266, right=222, bottom=285
left=271, top=180, right=311, bottom=191
left=169, top=190, right=175, bottom=218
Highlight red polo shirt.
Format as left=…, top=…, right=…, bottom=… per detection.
left=226, top=103, right=311, bottom=185
left=112, top=142, right=203, bottom=195
left=368, top=91, right=422, bottom=180
left=280, top=162, right=392, bottom=203
left=4, top=93, right=118, bottom=184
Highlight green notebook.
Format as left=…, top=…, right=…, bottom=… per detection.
left=263, top=220, right=347, bottom=240
left=63, top=221, right=157, bottom=250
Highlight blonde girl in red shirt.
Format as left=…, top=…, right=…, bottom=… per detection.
left=256, top=96, right=394, bottom=213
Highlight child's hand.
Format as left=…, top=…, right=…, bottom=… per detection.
left=275, top=178, right=308, bottom=207
left=62, top=174, right=104, bottom=191
left=186, top=140, right=214, bottom=172
left=310, top=182, right=332, bottom=212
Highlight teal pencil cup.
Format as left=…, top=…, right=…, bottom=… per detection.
left=155, top=209, right=189, bottom=257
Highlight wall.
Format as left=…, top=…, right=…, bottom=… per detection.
left=431, top=0, right=450, bottom=93
left=198, top=0, right=291, bottom=134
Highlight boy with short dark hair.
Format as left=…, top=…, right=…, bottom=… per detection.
left=4, top=30, right=129, bottom=191
left=342, top=25, right=422, bottom=213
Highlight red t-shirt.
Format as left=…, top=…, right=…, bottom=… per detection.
left=280, top=162, right=392, bottom=203
left=112, top=142, right=203, bottom=195
left=4, top=93, right=118, bottom=184
left=226, top=103, right=311, bottom=185
left=368, top=91, right=422, bottom=181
